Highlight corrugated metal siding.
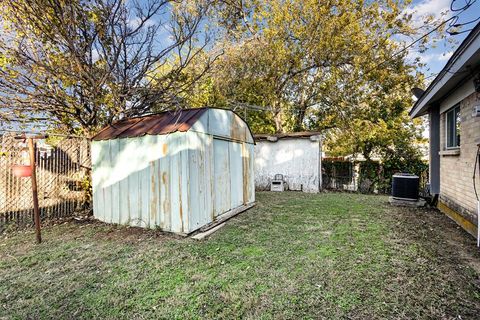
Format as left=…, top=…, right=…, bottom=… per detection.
left=92, top=133, right=190, bottom=233
left=213, top=138, right=231, bottom=217
left=245, top=143, right=255, bottom=203
left=190, top=108, right=254, bottom=144
left=186, top=132, right=213, bottom=232
left=92, top=109, right=255, bottom=234
left=229, top=141, right=244, bottom=208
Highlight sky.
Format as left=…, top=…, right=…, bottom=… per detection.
left=407, top=0, right=480, bottom=80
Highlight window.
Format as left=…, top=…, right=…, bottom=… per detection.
left=446, top=105, right=460, bottom=149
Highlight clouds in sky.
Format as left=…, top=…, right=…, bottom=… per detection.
left=404, top=0, right=451, bottom=26
left=127, top=17, right=157, bottom=30
left=409, top=50, right=453, bottom=65
left=403, top=0, right=454, bottom=73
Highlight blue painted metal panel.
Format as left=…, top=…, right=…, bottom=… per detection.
left=110, top=139, right=120, bottom=224
left=186, top=132, right=213, bottom=232
left=92, top=109, right=255, bottom=235
left=229, top=141, right=243, bottom=208
left=213, top=138, right=231, bottom=216
left=118, top=138, right=130, bottom=224
left=191, top=109, right=254, bottom=144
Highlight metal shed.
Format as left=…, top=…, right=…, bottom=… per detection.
left=91, top=108, right=255, bottom=235
left=254, top=132, right=322, bottom=193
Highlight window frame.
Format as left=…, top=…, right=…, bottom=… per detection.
left=445, top=104, right=461, bottom=150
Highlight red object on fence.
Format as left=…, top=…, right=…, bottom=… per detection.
left=11, top=164, right=32, bottom=177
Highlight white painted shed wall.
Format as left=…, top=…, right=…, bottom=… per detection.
left=92, top=109, right=255, bottom=234
left=254, top=138, right=321, bottom=193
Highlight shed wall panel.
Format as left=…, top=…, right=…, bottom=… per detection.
left=158, top=139, right=170, bottom=230
left=148, top=154, right=160, bottom=228
left=127, top=155, right=141, bottom=226
left=229, top=141, right=244, bottom=208
left=93, top=133, right=188, bottom=232
left=180, top=144, right=190, bottom=232
left=245, top=143, right=256, bottom=203
left=91, top=141, right=104, bottom=222
left=139, top=136, right=153, bottom=227
left=168, top=136, right=180, bottom=231
left=92, top=108, right=255, bottom=235
left=186, top=132, right=213, bottom=232
left=110, top=139, right=120, bottom=224
left=118, top=139, right=131, bottom=224
left=191, top=109, right=254, bottom=144
left=213, top=138, right=231, bottom=216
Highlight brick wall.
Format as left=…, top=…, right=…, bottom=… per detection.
left=439, top=92, right=480, bottom=224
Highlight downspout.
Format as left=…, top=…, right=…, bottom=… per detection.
left=429, top=106, right=441, bottom=200
left=474, top=144, right=480, bottom=246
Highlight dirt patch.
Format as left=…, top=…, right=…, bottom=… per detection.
left=90, top=222, right=183, bottom=244
left=387, top=204, right=480, bottom=271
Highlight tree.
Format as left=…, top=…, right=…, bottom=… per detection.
left=184, top=0, right=445, bottom=135
left=0, top=0, right=216, bottom=134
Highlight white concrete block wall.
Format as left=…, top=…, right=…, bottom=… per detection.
left=254, top=138, right=321, bottom=193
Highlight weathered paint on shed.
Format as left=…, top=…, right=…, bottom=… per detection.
left=254, top=133, right=322, bottom=193
left=92, top=108, right=255, bottom=234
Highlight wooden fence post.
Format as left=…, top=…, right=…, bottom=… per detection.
left=27, top=138, right=41, bottom=244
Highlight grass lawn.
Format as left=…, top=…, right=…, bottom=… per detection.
left=1, top=192, right=480, bottom=319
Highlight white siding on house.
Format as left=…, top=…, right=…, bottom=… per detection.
left=254, top=137, right=321, bottom=193
left=439, top=80, right=475, bottom=114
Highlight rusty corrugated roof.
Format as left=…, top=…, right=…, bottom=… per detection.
left=92, top=108, right=207, bottom=141
left=254, top=131, right=321, bottom=141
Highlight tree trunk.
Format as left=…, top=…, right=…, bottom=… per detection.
left=293, top=106, right=307, bottom=132
left=272, top=102, right=283, bottom=133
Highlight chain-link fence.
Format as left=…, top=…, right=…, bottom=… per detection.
left=0, top=132, right=91, bottom=232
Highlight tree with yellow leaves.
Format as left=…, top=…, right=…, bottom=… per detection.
left=0, top=0, right=216, bottom=134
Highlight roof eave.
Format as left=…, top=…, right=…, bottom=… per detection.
left=409, top=22, right=480, bottom=118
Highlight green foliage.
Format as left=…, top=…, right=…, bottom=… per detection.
left=358, top=157, right=428, bottom=194
left=80, top=174, right=93, bottom=204
left=325, top=107, right=428, bottom=188
left=181, top=0, right=446, bottom=136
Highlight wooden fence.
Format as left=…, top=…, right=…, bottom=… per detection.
left=0, top=133, right=91, bottom=232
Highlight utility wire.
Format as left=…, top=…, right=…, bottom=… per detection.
left=365, top=0, right=478, bottom=75
left=448, top=0, right=479, bottom=34
left=236, top=0, right=479, bottom=115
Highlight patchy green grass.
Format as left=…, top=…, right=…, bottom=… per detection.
left=1, top=192, right=480, bottom=319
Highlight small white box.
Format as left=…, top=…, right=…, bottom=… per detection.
left=271, top=180, right=285, bottom=192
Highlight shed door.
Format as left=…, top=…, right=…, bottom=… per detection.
left=213, top=139, right=231, bottom=217
left=229, top=141, right=243, bottom=208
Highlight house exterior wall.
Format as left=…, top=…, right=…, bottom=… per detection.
left=254, top=137, right=321, bottom=193
left=92, top=109, right=255, bottom=235
left=438, top=91, right=480, bottom=235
